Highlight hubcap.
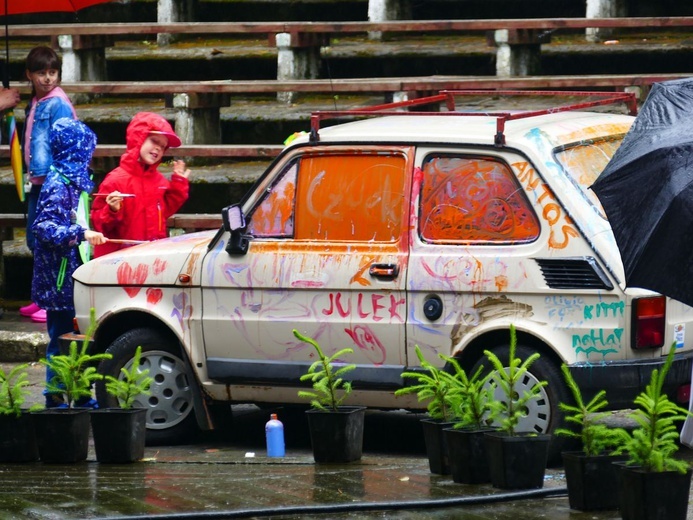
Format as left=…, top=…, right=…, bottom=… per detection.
left=122, top=349, right=194, bottom=430
left=487, top=368, right=550, bottom=434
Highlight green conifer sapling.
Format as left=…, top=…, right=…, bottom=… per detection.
left=294, top=329, right=356, bottom=412
left=104, top=346, right=153, bottom=409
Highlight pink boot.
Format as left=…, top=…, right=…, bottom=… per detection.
left=19, top=302, right=41, bottom=317
left=30, top=309, right=47, bottom=323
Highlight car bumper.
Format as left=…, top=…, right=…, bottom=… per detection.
left=569, top=350, right=693, bottom=408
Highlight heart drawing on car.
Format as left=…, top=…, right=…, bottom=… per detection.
left=117, top=262, right=149, bottom=297
left=146, top=287, right=163, bottom=306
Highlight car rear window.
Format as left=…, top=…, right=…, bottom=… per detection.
left=554, top=135, right=626, bottom=219
left=419, top=154, right=540, bottom=244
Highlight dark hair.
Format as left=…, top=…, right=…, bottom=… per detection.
left=25, top=46, right=63, bottom=98
left=26, top=46, right=62, bottom=73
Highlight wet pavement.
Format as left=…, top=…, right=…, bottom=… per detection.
left=1, top=308, right=693, bottom=519
left=0, top=401, right=571, bottom=520
left=2, top=400, right=693, bottom=520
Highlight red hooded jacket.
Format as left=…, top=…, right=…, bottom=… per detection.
left=91, top=112, right=189, bottom=257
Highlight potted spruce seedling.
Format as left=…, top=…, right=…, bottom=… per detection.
left=442, top=356, right=495, bottom=484
left=613, top=344, right=692, bottom=520
left=294, top=329, right=365, bottom=463
left=482, top=324, right=551, bottom=490
left=33, top=314, right=112, bottom=463
left=91, top=346, right=153, bottom=463
left=556, top=363, right=629, bottom=511
left=0, top=363, right=42, bottom=462
left=395, top=344, right=460, bottom=475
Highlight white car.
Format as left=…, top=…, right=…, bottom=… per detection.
left=70, top=91, right=693, bottom=461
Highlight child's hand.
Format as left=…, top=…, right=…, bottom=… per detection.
left=85, top=230, right=107, bottom=246
left=106, top=191, right=124, bottom=212
left=172, top=160, right=191, bottom=179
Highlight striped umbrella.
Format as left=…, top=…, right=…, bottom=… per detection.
left=5, top=106, right=22, bottom=201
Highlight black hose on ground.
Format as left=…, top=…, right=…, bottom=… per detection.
left=99, top=486, right=568, bottom=519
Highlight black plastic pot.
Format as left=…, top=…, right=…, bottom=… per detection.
left=616, top=462, right=692, bottom=520
left=305, top=406, right=366, bottom=463
left=484, top=431, right=550, bottom=489
left=91, top=408, right=147, bottom=463
left=444, top=426, right=494, bottom=484
left=32, top=409, right=90, bottom=463
left=421, top=418, right=454, bottom=475
left=562, top=451, right=627, bottom=511
left=0, top=410, right=39, bottom=462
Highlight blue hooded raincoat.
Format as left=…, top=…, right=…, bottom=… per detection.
left=31, top=118, right=96, bottom=311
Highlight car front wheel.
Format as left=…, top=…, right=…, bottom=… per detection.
left=96, top=327, right=198, bottom=445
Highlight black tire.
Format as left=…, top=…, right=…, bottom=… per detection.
left=471, top=344, right=573, bottom=466
left=96, top=327, right=198, bottom=445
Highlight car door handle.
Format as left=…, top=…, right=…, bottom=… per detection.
left=369, top=263, right=400, bottom=280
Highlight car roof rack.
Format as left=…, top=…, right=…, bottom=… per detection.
left=309, top=90, right=638, bottom=146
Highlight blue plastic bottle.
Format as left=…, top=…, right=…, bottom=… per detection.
left=265, top=413, right=285, bottom=457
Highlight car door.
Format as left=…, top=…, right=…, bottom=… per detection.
left=405, top=149, right=544, bottom=364
left=201, top=145, right=414, bottom=390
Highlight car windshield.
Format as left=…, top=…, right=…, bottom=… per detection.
left=554, top=134, right=626, bottom=220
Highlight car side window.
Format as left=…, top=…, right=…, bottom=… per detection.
left=247, top=161, right=298, bottom=237
left=249, top=151, right=407, bottom=242
left=419, top=154, right=540, bottom=244
left=294, top=153, right=406, bottom=242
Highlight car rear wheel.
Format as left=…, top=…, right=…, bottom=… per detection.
left=472, top=343, right=573, bottom=466
left=96, top=327, right=198, bottom=445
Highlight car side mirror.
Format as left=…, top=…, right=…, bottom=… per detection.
left=222, top=205, right=249, bottom=255
left=222, top=204, right=245, bottom=232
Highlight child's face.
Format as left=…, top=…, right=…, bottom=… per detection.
left=139, top=134, right=169, bottom=165
left=26, top=68, right=60, bottom=99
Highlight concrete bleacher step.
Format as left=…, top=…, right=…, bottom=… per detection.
left=8, top=30, right=693, bottom=84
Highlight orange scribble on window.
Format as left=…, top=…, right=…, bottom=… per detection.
left=556, top=123, right=631, bottom=148
left=554, top=135, right=625, bottom=218
left=294, top=153, right=407, bottom=242
left=248, top=162, right=297, bottom=236
left=420, top=156, right=540, bottom=244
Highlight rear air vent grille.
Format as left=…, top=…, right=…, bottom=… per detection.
left=534, top=257, right=613, bottom=290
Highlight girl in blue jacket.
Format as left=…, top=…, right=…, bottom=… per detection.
left=31, top=118, right=107, bottom=408
left=21, top=46, right=77, bottom=323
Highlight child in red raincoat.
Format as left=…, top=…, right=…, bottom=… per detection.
left=90, top=112, right=190, bottom=258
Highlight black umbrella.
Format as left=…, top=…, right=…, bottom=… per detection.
left=591, top=77, right=693, bottom=307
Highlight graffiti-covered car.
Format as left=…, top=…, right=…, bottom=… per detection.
left=70, top=91, right=693, bottom=460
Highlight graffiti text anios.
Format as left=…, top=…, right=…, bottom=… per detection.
left=514, top=161, right=579, bottom=249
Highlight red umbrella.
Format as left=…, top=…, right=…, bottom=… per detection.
left=2, top=0, right=117, bottom=201
left=0, top=0, right=113, bottom=16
